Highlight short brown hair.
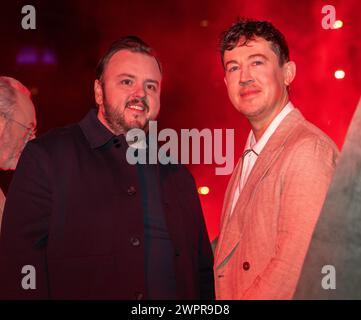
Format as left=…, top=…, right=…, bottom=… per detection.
left=95, top=36, right=162, bottom=81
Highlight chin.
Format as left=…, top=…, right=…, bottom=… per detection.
left=8, top=163, right=17, bottom=171
left=0, top=163, right=16, bottom=171
left=6, top=156, right=19, bottom=170
left=235, top=104, right=261, bottom=116
left=127, top=119, right=148, bottom=131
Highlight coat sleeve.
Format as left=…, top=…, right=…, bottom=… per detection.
left=197, top=205, right=215, bottom=300
left=186, top=171, right=215, bottom=300
left=242, top=137, right=339, bottom=299
left=0, top=141, right=52, bottom=299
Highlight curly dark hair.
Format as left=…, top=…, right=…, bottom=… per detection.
left=220, top=18, right=290, bottom=68
left=95, top=35, right=162, bottom=81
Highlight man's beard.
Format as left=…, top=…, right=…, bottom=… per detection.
left=103, top=97, right=150, bottom=135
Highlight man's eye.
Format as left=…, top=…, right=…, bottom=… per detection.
left=146, top=84, right=157, bottom=91
left=252, top=60, right=264, bottom=66
left=120, top=79, right=133, bottom=86
left=227, top=66, right=239, bottom=72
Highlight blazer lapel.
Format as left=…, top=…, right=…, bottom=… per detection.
left=214, top=157, right=243, bottom=264
left=215, top=109, right=304, bottom=269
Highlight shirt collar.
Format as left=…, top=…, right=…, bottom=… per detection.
left=79, top=108, right=117, bottom=149
left=245, top=101, right=295, bottom=154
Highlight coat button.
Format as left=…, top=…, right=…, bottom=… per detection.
left=243, top=261, right=250, bottom=271
left=113, top=138, right=119, bottom=144
left=127, top=186, right=136, bottom=195
left=135, top=292, right=144, bottom=300
left=130, top=237, right=140, bottom=247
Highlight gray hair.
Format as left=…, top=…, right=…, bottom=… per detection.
left=0, top=77, right=17, bottom=117
left=0, top=77, right=31, bottom=119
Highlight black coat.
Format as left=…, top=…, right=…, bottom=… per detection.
left=0, top=109, right=214, bottom=300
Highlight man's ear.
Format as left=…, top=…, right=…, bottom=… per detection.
left=94, top=79, right=104, bottom=108
left=283, top=61, right=296, bottom=86
left=0, top=119, right=6, bottom=139
left=224, top=76, right=228, bottom=86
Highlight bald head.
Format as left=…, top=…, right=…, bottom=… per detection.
left=0, top=76, right=37, bottom=170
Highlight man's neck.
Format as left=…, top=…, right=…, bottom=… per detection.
left=249, top=98, right=289, bottom=142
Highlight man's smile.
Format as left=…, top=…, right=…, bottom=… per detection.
left=127, top=104, right=146, bottom=112
left=239, top=88, right=261, bottom=98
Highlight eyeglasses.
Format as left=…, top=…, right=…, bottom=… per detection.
left=0, top=111, right=37, bottom=142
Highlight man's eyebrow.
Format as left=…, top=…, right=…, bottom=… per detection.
left=248, top=54, right=268, bottom=60
left=116, top=73, right=136, bottom=78
left=224, top=54, right=268, bottom=67
left=116, top=74, right=160, bottom=85
left=145, top=79, right=160, bottom=86
left=225, top=60, right=239, bottom=68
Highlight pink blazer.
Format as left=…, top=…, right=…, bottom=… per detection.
left=214, top=109, right=339, bottom=299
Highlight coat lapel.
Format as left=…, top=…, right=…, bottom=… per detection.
left=215, top=109, right=305, bottom=269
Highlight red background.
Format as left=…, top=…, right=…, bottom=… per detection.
left=1, top=0, right=360, bottom=241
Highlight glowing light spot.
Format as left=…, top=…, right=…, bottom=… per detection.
left=333, top=20, right=343, bottom=29
left=334, top=70, right=345, bottom=79
left=198, top=186, right=210, bottom=195
left=200, top=20, right=209, bottom=27
left=42, top=50, right=57, bottom=64
left=16, top=47, right=57, bottom=65
left=16, top=47, right=38, bottom=64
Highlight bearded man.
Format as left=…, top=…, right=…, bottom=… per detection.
left=0, top=36, right=214, bottom=300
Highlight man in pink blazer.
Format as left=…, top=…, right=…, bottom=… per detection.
left=214, top=18, right=339, bottom=299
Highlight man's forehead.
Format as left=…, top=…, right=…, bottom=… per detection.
left=224, top=37, right=276, bottom=60
left=236, top=36, right=272, bottom=50
left=105, top=50, right=161, bottom=76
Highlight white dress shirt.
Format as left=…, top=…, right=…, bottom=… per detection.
left=230, top=102, right=295, bottom=214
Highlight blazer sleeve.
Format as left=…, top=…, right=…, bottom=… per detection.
left=242, top=137, right=339, bottom=299
left=0, top=141, right=52, bottom=299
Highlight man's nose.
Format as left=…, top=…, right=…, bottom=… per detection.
left=132, top=83, right=146, bottom=97
left=239, top=67, right=253, bottom=87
